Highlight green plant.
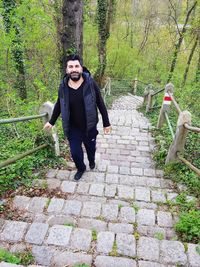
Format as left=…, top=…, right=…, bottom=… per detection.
left=16, top=251, right=34, bottom=265
left=109, top=241, right=118, bottom=256
left=0, top=205, right=5, bottom=212
left=0, top=249, right=21, bottom=264
left=64, top=223, right=75, bottom=228
left=175, top=193, right=197, bottom=212
left=133, top=231, right=140, bottom=240
left=132, top=203, right=139, bottom=213
left=92, top=229, right=97, bottom=241
left=73, top=264, right=90, bottom=267
left=45, top=198, right=51, bottom=209
left=154, top=232, right=164, bottom=240
left=175, top=210, right=200, bottom=243
left=96, top=215, right=105, bottom=221
left=118, top=204, right=123, bottom=210
left=0, top=249, right=34, bottom=265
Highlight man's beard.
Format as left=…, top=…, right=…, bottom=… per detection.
left=69, top=72, right=82, bottom=81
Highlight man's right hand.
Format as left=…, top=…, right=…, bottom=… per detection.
left=43, top=122, right=53, bottom=131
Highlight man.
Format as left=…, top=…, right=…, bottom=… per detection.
left=44, top=54, right=111, bottom=180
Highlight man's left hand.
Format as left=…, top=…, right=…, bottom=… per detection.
left=103, top=126, right=112, bottom=134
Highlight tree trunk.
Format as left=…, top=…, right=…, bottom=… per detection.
left=95, top=0, right=115, bottom=86
left=61, top=0, right=83, bottom=75
left=195, top=33, right=200, bottom=83
left=2, top=0, right=27, bottom=100
left=51, top=0, right=63, bottom=75
left=167, top=1, right=197, bottom=82
left=182, top=36, right=198, bottom=86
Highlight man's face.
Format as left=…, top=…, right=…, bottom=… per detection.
left=66, top=60, right=83, bottom=81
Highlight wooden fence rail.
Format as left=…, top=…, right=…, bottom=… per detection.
left=142, top=82, right=200, bottom=177
left=0, top=102, right=60, bottom=168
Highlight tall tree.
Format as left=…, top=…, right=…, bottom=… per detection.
left=182, top=35, right=198, bottom=86
left=167, top=0, right=197, bottom=82
left=95, top=0, right=116, bottom=85
left=2, top=0, right=27, bottom=100
left=61, top=0, right=83, bottom=74
left=195, top=33, right=200, bottom=83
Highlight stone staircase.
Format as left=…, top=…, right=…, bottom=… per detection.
left=0, top=95, right=199, bottom=267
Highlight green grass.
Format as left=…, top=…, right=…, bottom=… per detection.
left=0, top=249, right=34, bottom=265
left=92, top=229, right=97, bottom=241
left=109, top=241, right=118, bottom=257
left=154, top=232, right=165, bottom=240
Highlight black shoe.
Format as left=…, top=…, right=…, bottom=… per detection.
left=74, top=170, right=85, bottom=181
left=89, top=162, right=95, bottom=170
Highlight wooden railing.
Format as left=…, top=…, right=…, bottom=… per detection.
left=0, top=102, right=60, bottom=168
left=142, top=82, right=200, bottom=176
left=102, top=77, right=111, bottom=103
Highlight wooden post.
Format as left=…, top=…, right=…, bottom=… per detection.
left=166, top=110, right=191, bottom=163
left=108, top=77, right=111, bottom=96
left=143, top=85, right=149, bottom=106
left=133, top=77, right=138, bottom=95
left=143, top=84, right=153, bottom=109
left=40, top=101, right=60, bottom=156
left=146, top=89, right=155, bottom=113
left=157, top=83, right=174, bottom=128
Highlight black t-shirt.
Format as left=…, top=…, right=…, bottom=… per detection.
left=69, top=82, right=86, bottom=131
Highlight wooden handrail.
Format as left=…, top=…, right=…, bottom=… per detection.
left=177, top=153, right=200, bottom=177
left=184, top=123, right=200, bottom=133
left=0, top=144, right=49, bottom=168
left=152, top=87, right=165, bottom=96
left=1, top=102, right=61, bottom=168
left=0, top=113, right=47, bottom=124
left=167, top=91, right=182, bottom=114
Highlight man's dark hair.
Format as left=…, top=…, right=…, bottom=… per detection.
left=66, top=54, right=83, bottom=66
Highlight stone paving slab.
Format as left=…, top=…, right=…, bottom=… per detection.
left=187, top=243, right=200, bottom=267
left=138, top=237, right=160, bottom=261
left=46, top=225, right=72, bottom=246
left=116, top=233, right=136, bottom=257
left=47, top=198, right=65, bottom=213
left=28, top=197, right=48, bottom=213
left=0, top=264, right=24, bottom=267
left=51, top=251, right=92, bottom=267
left=94, top=256, right=136, bottom=267
left=25, top=223, right=48, bottom=245
left=160, top=240, right=187, bottom=265
left=97, top=231, right=115, bottom=253
left=0, top=221, right=28, bottom=242
left=32, top=245, right=55, bottom=266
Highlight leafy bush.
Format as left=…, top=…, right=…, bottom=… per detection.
left=175, top=210, right=200, bottom=243
left=0, top=118, right=65, bottom=196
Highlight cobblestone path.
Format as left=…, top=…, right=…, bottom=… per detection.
left=0, top=95, right=199, bottom=267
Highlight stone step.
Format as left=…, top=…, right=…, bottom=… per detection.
left=32, top=177, right=176, bottom=204
left=9, top=195, right=178, bottom=239
left=45, top=168, right=172, bottom=189
left=0, top=220, right=199, bottom=267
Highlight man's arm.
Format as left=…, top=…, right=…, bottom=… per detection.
left=93, top=80, right=112, bottom=134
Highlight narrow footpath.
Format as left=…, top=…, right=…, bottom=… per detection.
left=0, top=95, right=199, bottom=267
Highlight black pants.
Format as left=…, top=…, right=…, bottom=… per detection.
left=68, top=127, right=98, bottom=171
